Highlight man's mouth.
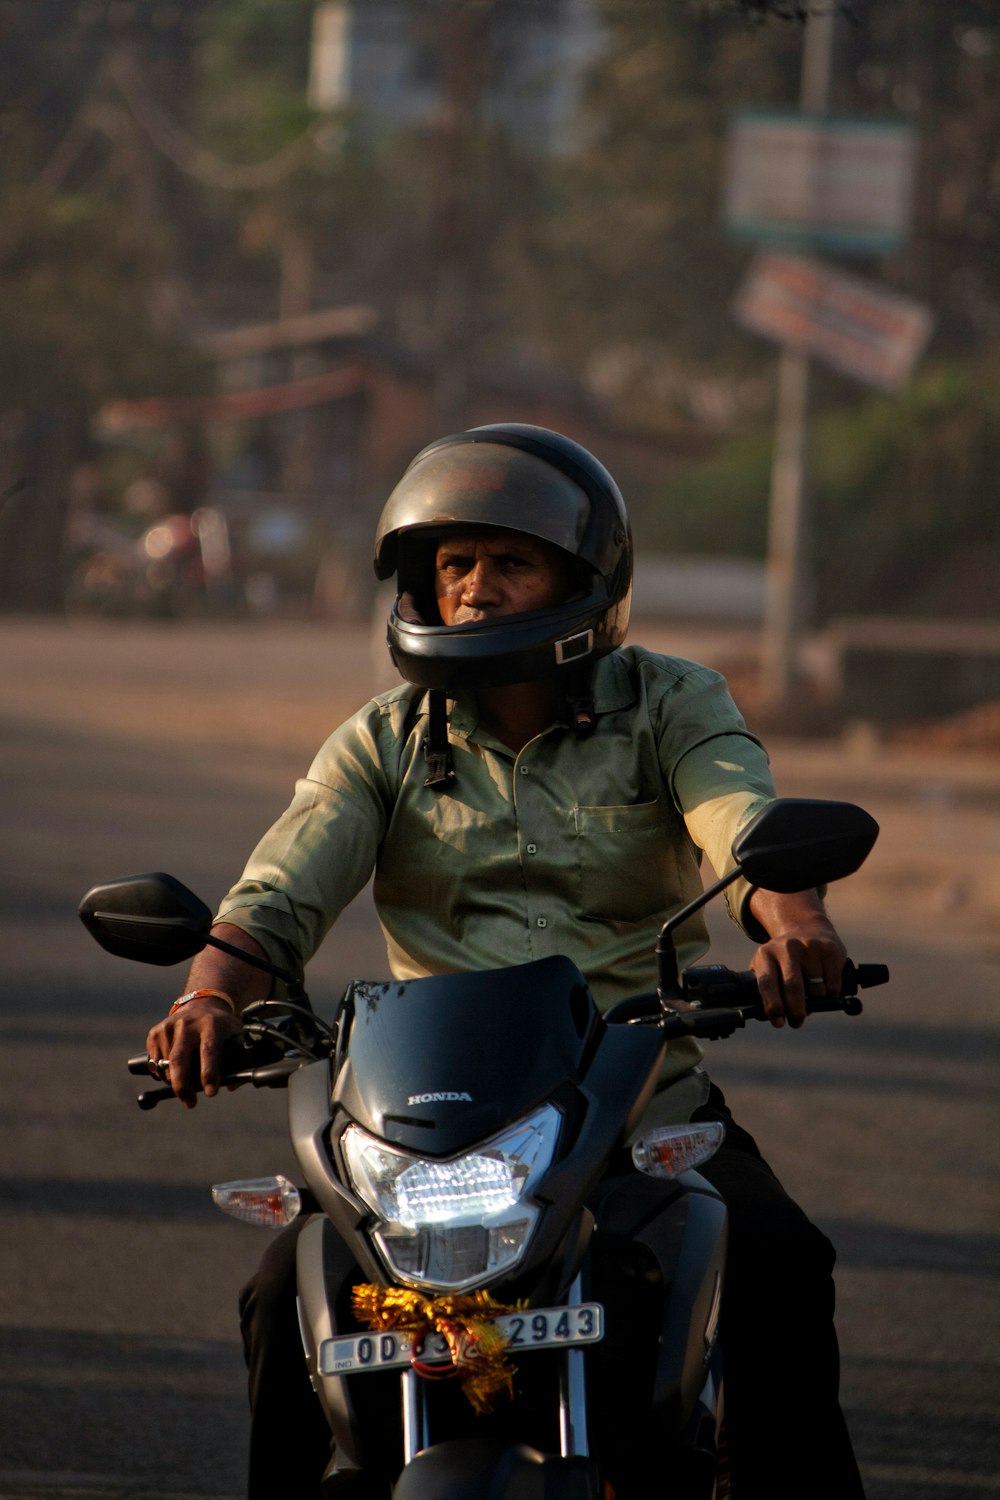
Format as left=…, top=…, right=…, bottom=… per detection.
left=451, top=606, right=495, bottom=624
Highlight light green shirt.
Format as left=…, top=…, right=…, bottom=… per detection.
left=218, top=647, right=775, bottom=1113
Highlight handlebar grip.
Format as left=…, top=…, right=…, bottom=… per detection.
left=127, top=1032, right=258, bottom=1081
left=682, top=966, right=759, bottom=1008
left=684, top=959, right=888, bottom=1011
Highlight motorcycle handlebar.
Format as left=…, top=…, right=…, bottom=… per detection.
left=683, top=959, right=889, bottom=1009
left=129, top=959, right=890, bottom=1104
left=605, top=958, right=889, bottom=1035
left=127, top=1036, right=303, bottom=1109
left=657, top=958, right=889, bottom=1041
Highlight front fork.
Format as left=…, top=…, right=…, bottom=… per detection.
left=398, top=1273, right=592, bottom=1467
left=559, top=1276, right=591, bottom=1459
left=401, top=1368, right=427, bottom=1464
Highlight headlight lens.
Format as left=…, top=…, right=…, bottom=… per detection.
left=342, top=1105, right=561, bottom=1291
left=393, top=1153, right=516, bottom=1223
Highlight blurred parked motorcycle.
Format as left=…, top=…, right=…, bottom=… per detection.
left=64, top=506, right=234, bottom=618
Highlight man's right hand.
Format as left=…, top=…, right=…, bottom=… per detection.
left=145, top=995, right=245, bottom=1109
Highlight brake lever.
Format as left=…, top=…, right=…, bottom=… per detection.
left=135, top=1071, right=253, bottom=1110
left=659, top=1001, right=750, bottom=1041
left=136, top=1084, right=181, bottom=1110
left=133, top=1056, right=302, bottom=1109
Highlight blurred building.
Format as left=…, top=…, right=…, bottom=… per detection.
left=309, top=0, right=602, bottom=155
left=97, top=302, right=705, bottom=615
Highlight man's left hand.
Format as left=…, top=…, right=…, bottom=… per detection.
left=747, top=889, right=847, bottom=1028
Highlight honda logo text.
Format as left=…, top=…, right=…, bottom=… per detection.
left=407, top=1091, right=474, bottom=1105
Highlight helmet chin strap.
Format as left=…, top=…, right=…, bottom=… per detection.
left=423, top=689, right=456, bottom=789
left=561, top=659, right=597, bottom=738
left=423, top=657, right=596, bottom=793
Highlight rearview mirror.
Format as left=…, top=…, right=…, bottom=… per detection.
left=732, top=799, right=879, bottom=893
left=655, top=797, right=879, bottom=997
left=78, top=873, right=212, bottom=966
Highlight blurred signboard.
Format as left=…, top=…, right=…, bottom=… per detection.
left=734, top=251, right=933, bottom=390
left=724, top=111, right=917, bottom=255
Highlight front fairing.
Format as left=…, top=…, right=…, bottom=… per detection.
left=288, top=957, right=666, bottom=1294
left=332, top=955, right=602, bottom=1154
left=287, top=964, right=722, bottom=1491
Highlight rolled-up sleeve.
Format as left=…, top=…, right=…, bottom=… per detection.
left=215, top=703, right=395, bottom=981
left=654, top=663, right=775, bottom=938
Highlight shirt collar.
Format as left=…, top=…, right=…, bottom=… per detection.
left=429, top=649, right=637, bottom=744
left=591, top=649, right=637, bottom=714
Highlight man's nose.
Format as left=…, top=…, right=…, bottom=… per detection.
left=461, top=558, right=500, bottom=601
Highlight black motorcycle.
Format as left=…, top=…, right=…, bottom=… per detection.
left=79, top=797, right=887, bottom=1499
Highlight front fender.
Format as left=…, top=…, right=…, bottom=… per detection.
left=392, top=1439, right=601, bottom=1500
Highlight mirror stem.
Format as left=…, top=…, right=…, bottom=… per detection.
left=656, top=869, right=741, bottom=1001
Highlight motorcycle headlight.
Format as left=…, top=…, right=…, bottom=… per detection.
left=341, top=1104, right=561, bottom=1292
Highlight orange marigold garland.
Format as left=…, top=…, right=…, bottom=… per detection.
left=351, top=1284, right=521, bottom=1414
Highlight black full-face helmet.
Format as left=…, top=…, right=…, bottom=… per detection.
left=374, top=423, right=632, bottom=692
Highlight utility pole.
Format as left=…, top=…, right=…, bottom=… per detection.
left=760, top=5, right=836, bottom=720
left=431, top=0, right=493, bottom=433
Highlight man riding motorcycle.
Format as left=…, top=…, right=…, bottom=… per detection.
left=146, top=425, right=865, bottom=1497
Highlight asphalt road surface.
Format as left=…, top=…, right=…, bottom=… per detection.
left=1, top=618, right=997, bottom=1499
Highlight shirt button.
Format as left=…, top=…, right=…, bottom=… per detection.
left=536, top=917, right=547, bottom=928
left=526, top=843, right=537, bottom=855
left=519, top=766, right=530, bottom=776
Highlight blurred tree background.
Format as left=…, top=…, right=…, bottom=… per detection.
left=0, top=0, right=996, bottom=620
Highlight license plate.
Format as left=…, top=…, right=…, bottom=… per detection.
left=318, top=1303, right=604, bottom=1376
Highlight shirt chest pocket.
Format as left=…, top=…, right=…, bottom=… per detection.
left=573, top=798, right=671, bottom=924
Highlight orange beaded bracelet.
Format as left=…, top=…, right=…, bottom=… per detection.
left=169, top=987, right=236, bottom=1017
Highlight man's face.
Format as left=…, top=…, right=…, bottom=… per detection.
left=434, top=530, right=571, bottom=626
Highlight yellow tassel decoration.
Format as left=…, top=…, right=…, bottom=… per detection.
left=351, top=1284, right=522, bottom=1414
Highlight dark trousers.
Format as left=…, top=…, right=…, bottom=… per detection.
left=239, top=1085, right=864, bottom=1498
left=691, top=1086, right=865, bottom=1498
